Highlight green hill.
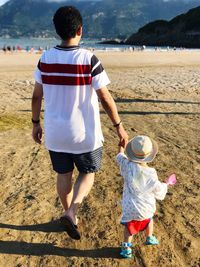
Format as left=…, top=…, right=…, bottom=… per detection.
left=126, top=6, right=200, bottom=48
left=0, top=0, right=199, bottom=39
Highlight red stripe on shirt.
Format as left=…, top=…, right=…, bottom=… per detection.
left=42, top=75, right=92, bottom=86
left=40, top=62, right=91, bottom=74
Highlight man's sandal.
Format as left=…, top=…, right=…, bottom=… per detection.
left=60, top=215, right=81, bottom=240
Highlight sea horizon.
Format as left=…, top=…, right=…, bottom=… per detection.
left=1, top=37, right=200, bottom=52
left=0, top=37, right=131, bottom=51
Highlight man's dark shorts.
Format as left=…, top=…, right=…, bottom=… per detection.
left=49, top=147, right=103, bottom=174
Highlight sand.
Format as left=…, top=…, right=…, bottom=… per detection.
left=0, top=50, right=199, bottom=267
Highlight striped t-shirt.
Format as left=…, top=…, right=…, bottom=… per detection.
left=34, top=45, right=110, bottom=153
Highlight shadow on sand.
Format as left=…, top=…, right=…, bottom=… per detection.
left=0, top=221, right=120, bottom=258
left=114, top=98, right=200, bottom=105
left=19, top=98, right=200, bottom=115
left=0, top=219, right=66, bottom=233
left=0, top=240, right=120, bottom=258
left=21, top=97, right=200, bottom=105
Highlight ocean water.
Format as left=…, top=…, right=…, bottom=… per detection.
left=0, top=37, right=131, bottom=51
left=1, top=37, right=199, bottom=52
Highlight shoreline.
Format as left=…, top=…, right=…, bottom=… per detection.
left=1, top=37, right=200, bottom=53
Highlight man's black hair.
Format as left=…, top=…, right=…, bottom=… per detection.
left=53, top=6, right=82, bottom=40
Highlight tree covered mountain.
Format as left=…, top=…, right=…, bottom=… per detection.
left=126, top=5, right=200, bottom=48
left=0, top=0, right=199, bottom=38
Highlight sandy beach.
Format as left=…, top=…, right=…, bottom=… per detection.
left=0, top=50, right=199, bottom=267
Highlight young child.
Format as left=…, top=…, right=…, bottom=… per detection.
left=116, top=135, right=172, bottom=258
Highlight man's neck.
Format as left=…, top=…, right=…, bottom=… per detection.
left=60, top=38, right=80, bottom=47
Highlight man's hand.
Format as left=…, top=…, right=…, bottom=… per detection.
left=32, top=124, right=42, bottom=144
left=116, top=124, right=129, bottom=148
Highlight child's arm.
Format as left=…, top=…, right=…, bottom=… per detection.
left=153, top=181, right=168, bottom=200
left=151, top=171, right=168, bottom=200
left=118, top=145, right=125, bottom=154
left=116, top=144, right=129, bottom=171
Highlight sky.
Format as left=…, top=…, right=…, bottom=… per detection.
left=0, top=0, right=73, bottom=5
left=0, top=0, right=76, bottom=5
left=0, top=0, right=195, bottom=6
left=0, top=0, right=8, bottom=5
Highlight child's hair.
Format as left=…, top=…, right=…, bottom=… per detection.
left=53, top=6, right=83, bottom=40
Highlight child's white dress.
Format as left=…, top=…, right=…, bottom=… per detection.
left=116, top=152, right=168, bottom=223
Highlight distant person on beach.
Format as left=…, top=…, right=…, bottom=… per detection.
left=31, top=6, right=128, bottom=240
left=2, top=45, right=6, bottom=53
left=116, top=135, right=174, bottom=258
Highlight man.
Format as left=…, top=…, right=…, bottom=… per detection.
left=32, top=6, right=128, bottom=240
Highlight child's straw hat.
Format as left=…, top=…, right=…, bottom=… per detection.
left=125, top=135, right=158, bottom=163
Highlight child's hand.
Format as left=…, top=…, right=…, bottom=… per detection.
left=118, top=138, right=128, bottom=148
left=165, top=174, right=177, bottom=186
left=118, top=143, right=125, bottom=153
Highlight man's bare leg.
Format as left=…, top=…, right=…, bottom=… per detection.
left=65, top=172, right=95, bottom=224
left=57, top=172, right=73, bottom=211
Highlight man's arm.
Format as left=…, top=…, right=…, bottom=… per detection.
left=96, top=86, right=128, bottom=147
left=31, top=82, right=43, bottom=144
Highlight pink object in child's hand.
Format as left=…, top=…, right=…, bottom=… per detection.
left=166, top=174, right=177, bottom=185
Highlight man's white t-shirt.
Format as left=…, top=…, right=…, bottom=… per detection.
left=34, top=45, right=110, bottom=153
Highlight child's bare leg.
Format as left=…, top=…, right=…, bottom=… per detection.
left=124, top=226, right=133, bottom=243
left=145, top=219, right=159, bottom=245
left=145, top=219, right=153, bottom=237
left=120, top=226, right=133, bottom=258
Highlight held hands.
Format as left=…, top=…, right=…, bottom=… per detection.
left=32, top=124, right=42, bottom=144
left=116, top=123, right=129, bottom=148
left=165, top=174, right=177, bottom=186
